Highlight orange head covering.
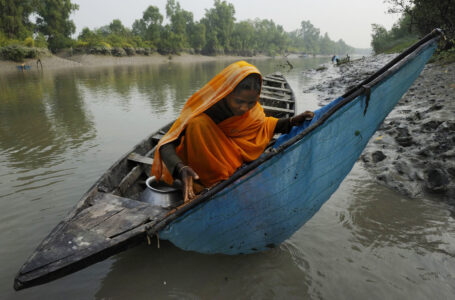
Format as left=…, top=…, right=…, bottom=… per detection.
left=151, top=61, right=263, bottom=181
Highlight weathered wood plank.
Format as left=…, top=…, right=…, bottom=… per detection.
left=260, top=94, right=294, bottom=103
left=262, top=86, right=292, bottom=93
left=113, top=166, right=142, bottom=196
left=20, top=222, right=110, bottom=274
left=151, top=133, right=164, bottom=142
left=128, top=152, right=154, bottom=165
left=263, top=77, right=285, bottom=84
left=262, top=105, right=294, bottom=113
left=74, top=192, right=168, bottom=237
left=95, top=206, right=165, bottom=238
left=267, top=75, right=286, bottom=81
left=17, top=194, right=168, bottom=284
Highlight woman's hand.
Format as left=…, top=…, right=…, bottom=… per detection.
left=290, top=111, right=315, bottom=126
left=177, top=164, right=200, bottom=203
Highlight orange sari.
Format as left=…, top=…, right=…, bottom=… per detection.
left=151, top=61, right=278, bottom=187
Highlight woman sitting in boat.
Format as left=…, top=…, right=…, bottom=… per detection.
left=152, top=61, right=314, bottom=202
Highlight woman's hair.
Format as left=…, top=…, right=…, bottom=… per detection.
left=233, top=73, right=261, bottom=94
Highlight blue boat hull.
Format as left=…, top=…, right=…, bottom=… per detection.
left=159, top=41, right=438, bottom=254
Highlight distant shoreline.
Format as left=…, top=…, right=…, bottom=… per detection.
left=0, top=52, right=273, bottom=75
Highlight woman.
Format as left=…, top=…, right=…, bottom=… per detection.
left=152, top=61, right=313, bottom=202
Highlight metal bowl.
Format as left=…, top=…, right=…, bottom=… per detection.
left=140, top=176, right=182, bottom=208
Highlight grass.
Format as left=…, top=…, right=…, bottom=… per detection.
left=430, top=50, right=455, bottom=65
left=382, top=37, right=419, bottom=54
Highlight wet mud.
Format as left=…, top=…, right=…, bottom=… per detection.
left=303, top=55, right=455, bottom=205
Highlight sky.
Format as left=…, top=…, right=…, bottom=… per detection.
left=71, top=0, right=401, bottom=49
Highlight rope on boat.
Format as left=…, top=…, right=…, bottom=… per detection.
left=145, top=226, right=160, bottom=248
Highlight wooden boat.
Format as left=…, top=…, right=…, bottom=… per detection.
left=336, top=56, right=351, bottom=65
left=14, top=29, right=442, bottom=290
left=13, top=73, right=296, bottom=290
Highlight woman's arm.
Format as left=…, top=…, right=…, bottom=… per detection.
left=159, top=136, right=199, bottom=202
left=274, top=111, right=314, bottom=134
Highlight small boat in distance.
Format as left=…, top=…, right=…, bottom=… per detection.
left=17, top=64, right=31, bottom=70
left=14, top=29, right=442, bottom=291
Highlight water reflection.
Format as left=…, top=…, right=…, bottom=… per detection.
left=345, top=169, right=455, bottom=256
left=94, top=241, right=312, bottom=300
left=0, top=72, right=95, bottom=171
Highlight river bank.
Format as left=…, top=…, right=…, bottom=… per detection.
left=0, top=52, right=270, bottom=75
left=304, top=55, right=455, bottom=205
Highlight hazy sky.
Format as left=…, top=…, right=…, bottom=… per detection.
left=71, top=0, right=401, bottom=49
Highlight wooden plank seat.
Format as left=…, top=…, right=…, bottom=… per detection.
left=260, top=94, right=294, bottom=103
left=262, top=86, right=292, bottom=93
left=263, top=77, right=285, bottom=85
left=261, top=105, right=294, bottom=114
left=128, top=153, right=154, bottom=166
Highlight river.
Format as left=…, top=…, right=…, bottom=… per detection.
left=1, top=56, right=454, bottom=299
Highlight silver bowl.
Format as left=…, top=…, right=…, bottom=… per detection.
left=140, top=176, right=182, bottom=208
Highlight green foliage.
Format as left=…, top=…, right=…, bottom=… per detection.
left=0, top=0, right=34, bottom=39
left=109, top=19, right=127, bottom=36
left=35, top=0, right=79, bottom=52
left=188, top=22, right=206, bottom=53
left=371, top=13, right=418, bottom=54
left=430, top=40, right=455, bottom=64
left=24, top=36, right=34, bottom=47
left=0, top=31, right=14, bottom=47
left=159, top=0, right=191, bottom=52
left=378, top=0, right=455, bottom=55
left=201, top=0, right=236, bottom=53
left=0, top=0, right=359, bottom=59
left=382, top=37, right=419, bottom=54
left=231, top=21, right=256, bottom=55
left=0, top=45, right=36, bottom=62
left=132, top=5, right=163, bottom=46
left=298, top=20, right=321, bottom=54
left=34, top=33, right=48, bottom=48
left=75, top=40, right=88, bottom=48
left=253, top=19, right=288, bottom=56
left=78, top=27, right=102, bottom=48
left=287, top=21, right=354, bottom=55
left=111, top=47, right=127, bottom=57
left=386, top=0, right=455, bottom=40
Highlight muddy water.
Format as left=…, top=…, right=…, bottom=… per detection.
left=1, top=57, right=454, bottom=299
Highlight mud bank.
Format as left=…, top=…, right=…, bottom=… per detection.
left=303, top=55, right=455, bottom=204
left=0, top=53, right=270, bottom=75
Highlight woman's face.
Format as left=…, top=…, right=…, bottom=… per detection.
left=226, top=89, right=259, bottom=116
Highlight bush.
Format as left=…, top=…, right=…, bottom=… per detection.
left=0, top=32, right=7, bottom=47
left=0, top=45, right=37, bottom=62
left=24, top=37, right=35, bottom=47
left=99, top=42, right=112, bottom=49
left=430, top=42, right=455, bottom=64
left=73, top=47, right=87, bottom=54
left=111, top=47, right=126, bottom=56
left=381, top=37, right=418, bottom=54
left=90, top=46, right=111, bottom=55
left=123, top=47, right=135, bottom=55
left=75, top=40, right=89, bottom=48
left=34, top=33, right=48, bottom=48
